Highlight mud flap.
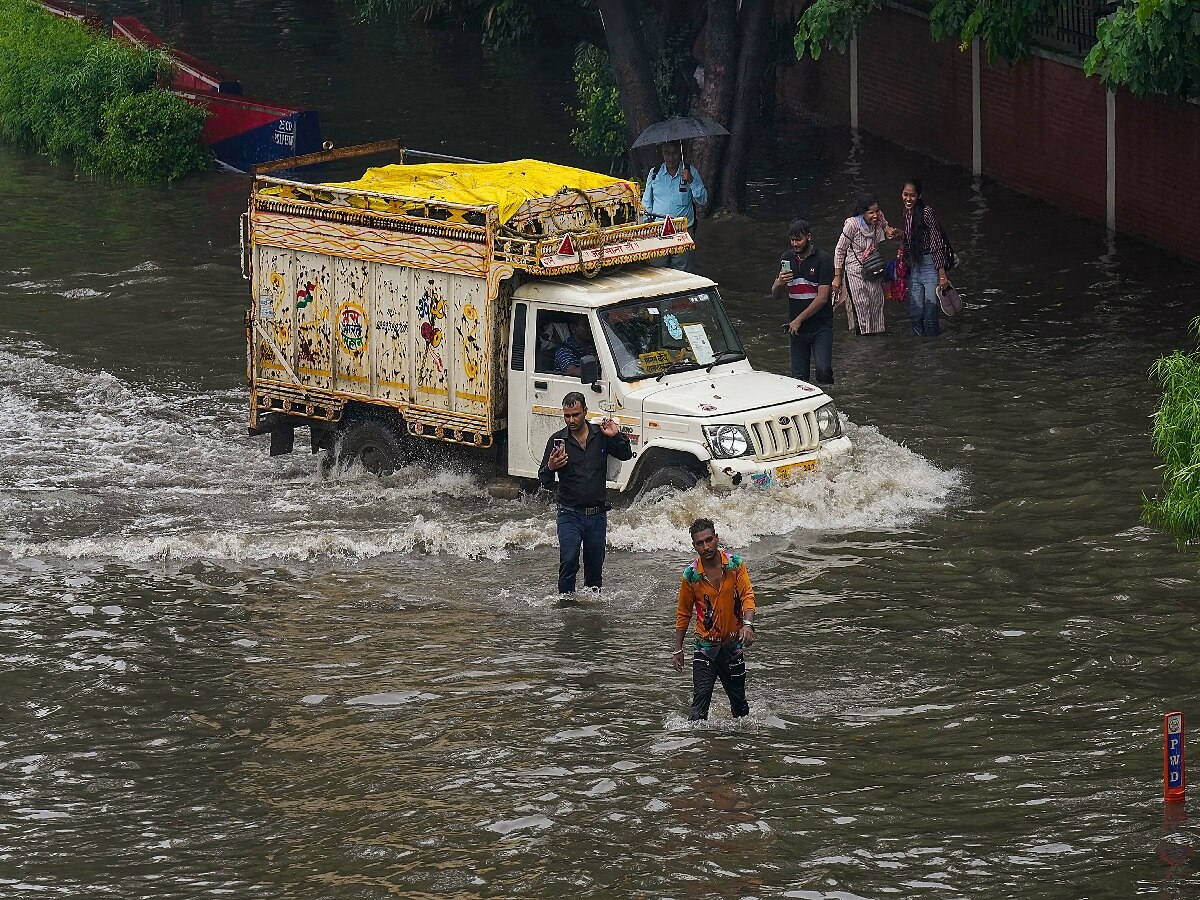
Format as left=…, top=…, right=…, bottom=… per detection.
left=270, top=424, right=295, bottom=456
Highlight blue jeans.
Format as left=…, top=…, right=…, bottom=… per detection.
left=789, top=322, right=834, bottom=384
left=557, top=508, right=607, bottom=593
left=908, top=256, right=941, bottom=337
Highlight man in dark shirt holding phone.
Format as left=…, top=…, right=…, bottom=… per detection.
left=538, top=392, right=633, bottom=593
left=771, top=218, right=835, bottom=385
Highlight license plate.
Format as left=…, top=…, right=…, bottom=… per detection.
left=776, top=459, right=818, bottom=481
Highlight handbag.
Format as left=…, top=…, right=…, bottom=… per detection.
left=860, top=248, right=886, bottom=281
left=847, top=227, right=886, bottom=281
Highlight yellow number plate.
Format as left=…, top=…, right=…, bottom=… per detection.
left=776, top=459, right=818, bottom=481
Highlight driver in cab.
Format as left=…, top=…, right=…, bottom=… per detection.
left=555, top=318, right=596, bottom=377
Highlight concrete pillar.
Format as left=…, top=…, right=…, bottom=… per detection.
left=971, top=38, right=981, bottom=177
left=849, top=35, right=859, bottom=130
left=1106, top=89, right=1116, bottom=231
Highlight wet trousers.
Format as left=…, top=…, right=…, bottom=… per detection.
left=557, top=508, right=606, bottom=593
left=789, top=321, right=834, bottom=385
left=690, top=639, right=749, bottom=721
left=908, top=256, right=941, bottom=337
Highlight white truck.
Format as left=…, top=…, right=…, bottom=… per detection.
left=243, top=142, right=851, bottom=495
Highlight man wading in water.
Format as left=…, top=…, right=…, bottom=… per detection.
left=538, top=391, right=632, bottom=594
left=672, top=518, right=757, bottom=720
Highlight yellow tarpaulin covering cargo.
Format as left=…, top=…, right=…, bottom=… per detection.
left=324, top=160, right=637, bottom=224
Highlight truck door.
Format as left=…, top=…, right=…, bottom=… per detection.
left=526, top=309, right=611, bottom=471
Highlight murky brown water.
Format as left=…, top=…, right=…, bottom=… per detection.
left=3, top=3, right=1200, bottom=897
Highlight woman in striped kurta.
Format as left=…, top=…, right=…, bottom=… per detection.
left=832, top=194, right=898, bottom=335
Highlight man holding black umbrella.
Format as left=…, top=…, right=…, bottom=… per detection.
left=642, top=141, right=708, bottom=273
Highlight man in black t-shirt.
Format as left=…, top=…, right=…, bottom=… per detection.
left=771, top=218, right=835, bottom=385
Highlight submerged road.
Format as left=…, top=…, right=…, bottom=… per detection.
left=2, top=2, right=1199, bottom=896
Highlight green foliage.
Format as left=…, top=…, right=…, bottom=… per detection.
left=568, top=39, right=688, bottom=164
left=352, top=0, right=538, bottom=48
left=653, top=34, right=688, bottom=118
left=98, top=89, right=210, bottom=182
left=794, top=0, right=880, bottom=61
left=953, top=0, right=1059, bottom=63
left=928, top=0, right=974, bottom=45
left=0, top=0, right=208, bottom=181
left=1086, top=0, right=1200, bottom=101
left=1144, top=317, right=1200, bottom=545
left=797, top=0, right=1079, bottom=65
left=569, top=44, right=625, bottom=160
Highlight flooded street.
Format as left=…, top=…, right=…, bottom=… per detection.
left=3, top=2, right=1200, bottom=897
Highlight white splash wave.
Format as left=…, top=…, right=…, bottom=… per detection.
left=0, top=344, right=959, bottom=565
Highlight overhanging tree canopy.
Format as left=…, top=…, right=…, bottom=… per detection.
left=353, top=0, right=775, bottom=213
left=794, top=0, right=1200, bottom=100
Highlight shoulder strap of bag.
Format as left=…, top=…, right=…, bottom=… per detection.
left=843, top=224, right=874, bottom=263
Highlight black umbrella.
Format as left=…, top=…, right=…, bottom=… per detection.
left=632, top=116, right=730, bottom=194
left=630, top=116, right=730, bottom=149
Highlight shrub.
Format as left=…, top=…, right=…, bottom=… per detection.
left=1145, top=316, right=1200, bottom=547
left=0, top=0, right=209, bottom=181
left=570, top=44, right=626, bottom=162
left=98, top=89, right=210, bottom=182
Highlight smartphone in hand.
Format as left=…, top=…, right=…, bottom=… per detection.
left=553, top=438, right=566, bottom=454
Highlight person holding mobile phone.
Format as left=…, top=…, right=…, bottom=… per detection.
left=538, top=392, right=633, bottom=594
left=771, top=218, right=836, bottom=385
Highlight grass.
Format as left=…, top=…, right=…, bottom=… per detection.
left=0, top=0, right=209, bottom=181
left=1145, top=316, right=1200, bottom=546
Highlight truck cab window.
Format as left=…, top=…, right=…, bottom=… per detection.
left=536, top=312, right=595, bottom=377
left=599, top=290, right=744, bottom=380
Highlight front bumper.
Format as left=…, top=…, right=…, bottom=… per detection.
left=707, top=434, right=852, bottom=490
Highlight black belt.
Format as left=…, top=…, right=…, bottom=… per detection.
left=560, top=504, right=605, bottom=516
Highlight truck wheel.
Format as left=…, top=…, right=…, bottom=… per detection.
left=328, top=419, right=407, bottom=475
left=635, top=465, right=700, bottom=501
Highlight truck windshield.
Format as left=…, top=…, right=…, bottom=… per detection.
left=597, top=289, right=745, bottom=381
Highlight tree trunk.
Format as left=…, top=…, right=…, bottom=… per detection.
left=719, top=0, right=772, bottom=213
left=597, top=0, right=663, bottom=176
left=690, top=0, right=737, bottom=210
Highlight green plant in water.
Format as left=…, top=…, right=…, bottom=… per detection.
left=0, top=0, right=209, bottom=181
left=1145, top=316, right=1200, bottom=546
left=98, top=89, right=210, bottom=182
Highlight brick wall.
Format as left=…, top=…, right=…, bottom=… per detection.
left=856, top=12, right=973, bottom=165
left=773, top=2, right=1200, bottom=260
left=1115, top=89, right=1200, bottom=260
left=979, top=54, right=1108, bottom=222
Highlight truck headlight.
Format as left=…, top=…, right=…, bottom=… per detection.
left=815, top=402, right=842, bottom=440
left=703, top=424, right=751, bottom=459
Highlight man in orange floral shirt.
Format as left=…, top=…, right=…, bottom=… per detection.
left=672, top=518, right=756, bottom=721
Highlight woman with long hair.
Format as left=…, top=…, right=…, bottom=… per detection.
left=833, top=193, right=898, bottom=335
left=900, top=178, right=950, bottom=337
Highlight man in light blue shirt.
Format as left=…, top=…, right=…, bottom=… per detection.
left=642, top=141, right=708, bottom=272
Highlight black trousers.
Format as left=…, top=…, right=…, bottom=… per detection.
left=690, top=640, right=749, bottom=721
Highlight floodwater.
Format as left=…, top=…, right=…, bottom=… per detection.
left=3, top=3, right=1200, bottom=897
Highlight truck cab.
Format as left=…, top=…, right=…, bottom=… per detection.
left=508, top=266, right=850, bottom=494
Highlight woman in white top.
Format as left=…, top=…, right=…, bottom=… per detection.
left=833, top=193, right=899, bottom=335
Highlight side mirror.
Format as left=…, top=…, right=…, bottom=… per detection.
left=580, top=356, right=600, bottom=385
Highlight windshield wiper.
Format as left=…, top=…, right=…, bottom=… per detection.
left=706, top=350, right=743, bottom=372
left=656, top=359, right=697, bottom=381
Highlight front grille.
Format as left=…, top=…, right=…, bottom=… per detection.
left=748, top=412, right=819, bottom=461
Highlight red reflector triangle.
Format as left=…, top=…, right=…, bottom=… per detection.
left=558, top=235, right=574, bottom=256
left=661, top=216, right=677, bottom=237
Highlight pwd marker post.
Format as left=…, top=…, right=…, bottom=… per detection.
left=1164, top=712, right=1185, bottom=802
